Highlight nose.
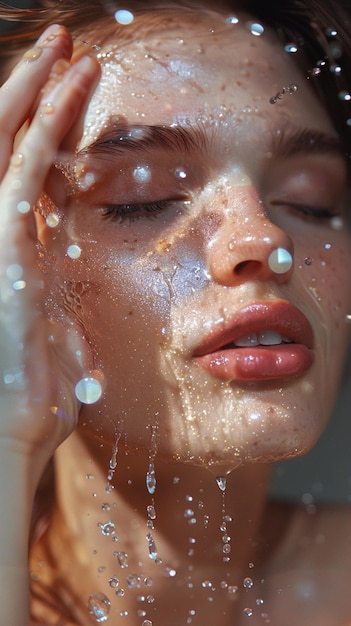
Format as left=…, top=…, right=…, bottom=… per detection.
left=206, top=186, right=294, bottom=286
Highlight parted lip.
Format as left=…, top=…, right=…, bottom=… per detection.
left=192, top=300, right=314, bottom=357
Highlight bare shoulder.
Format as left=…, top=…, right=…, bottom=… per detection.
left=250, top=502, right=351, bottom=626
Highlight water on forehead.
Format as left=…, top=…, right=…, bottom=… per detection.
left=80, top=10, right=333, bottom=149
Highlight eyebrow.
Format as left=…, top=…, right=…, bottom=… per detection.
left=271, top=127, right=345, bottom=160
left=78, top=123, right=211, bottom=158
left=78, top=123, right=345, bottom=163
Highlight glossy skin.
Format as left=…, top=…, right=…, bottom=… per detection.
left=40, top=9, right=351, bottom=471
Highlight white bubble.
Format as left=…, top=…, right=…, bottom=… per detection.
left=46, top=212, right=60, bottom=228
left=13, top=280, right=26, bottom=290
left=249, top=22, right=264, bottom=36
left=75, top=377, right=102, bottom=404
left=17, top=200, right=31, bottom=214
left=6, top=264, right=23, bottom=281
left=67, top=244, right=82, bottom=259
left=268, top=248, right=293, bottom=274
left=114, top=9, right=134, bottom=25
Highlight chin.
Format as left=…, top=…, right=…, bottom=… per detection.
left=154, top=372, right=332, bottom=471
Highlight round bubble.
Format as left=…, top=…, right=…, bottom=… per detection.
left=249, top=22, right=264, bottom=36
left=67, top=244, right=82, bottom=259
left=114, top=9, right=134, bottom=25
left=75, top=377, right=103, bottom=404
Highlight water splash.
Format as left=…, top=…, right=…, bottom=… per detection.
left=216, top=476, right=232, bottom=561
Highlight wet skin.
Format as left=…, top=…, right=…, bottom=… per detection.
left=40, top=9, right=351, bottom=472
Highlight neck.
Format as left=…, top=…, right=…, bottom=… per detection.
left=31, top=432, right=271, bottom=626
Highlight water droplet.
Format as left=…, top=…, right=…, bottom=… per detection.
left=243, top=607, right=253, bottom=617
left=288, top=84, right=298, bottom=93
left=226, top=16, right=239, bottom=24
left=67, top=244, right=82, bottom=259
left=147, top=504, right=156, bottom=520
left=10, top=152, right=24, bottom=169
left=269, top=96, right=277, bottom=104
left=228, top=585, right=239, bottom=595
left=127, top=573, right=141, bottom=588
left=165, top=567, right=177, bottom=577
left=87, top=593, right=111, bottom=623
left=202, top=580, right=213, bottom=589
left=284, top=43, right=298, bottom=53
left=114, top=9, right=134, bottom=25
left=223, top=543, right=231, bottom=554
left=216, top=476, right=227, bottom=492
left=175, top=167, right=187, bottom=179
left=42, top=101, right=55, bottom=114
left=17, top=200, right=31, bottom=214
left=308, top=67, right=321, bottom=77
left=144, top=577, right=154, bottom=587
left=326, top=27, right=338, bottom=37
left=146, top=532, right=158, bottom=560
left=146, top=463, right=156, bottom=495
left=338, top=90, right=351, bottom=101
left=115, top=551, right=129, bottom=568
left=75, top=377, right=102, bottom=404
left=249, top=22, right=264, bottom=36
left=330, top=64, right=342, bottom=74
left=304, top=257, right=312, bottom=266
left=243, top=577, right=254, bottom=589
left=99, top=521, right=115, bottom=536
left=108, top=575, right=119, bottom=588
left=347, top=118, right=351, bottom=126
left=13, top=280, right=26, bottom=290
left=115, top=588, right=125, bottom=597
left=142, top=621, right=153, bottom=626
left=256, top=598, right=264, bottom=606
left=45, top=212, right=60, bottom=227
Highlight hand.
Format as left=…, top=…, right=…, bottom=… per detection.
left=0, top=25, right=100, bottom=473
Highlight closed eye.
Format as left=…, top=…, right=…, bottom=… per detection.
left=102, top=199, right=174, bottom=223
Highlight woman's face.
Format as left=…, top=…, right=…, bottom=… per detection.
left=42, top=8, right=351, bottom=471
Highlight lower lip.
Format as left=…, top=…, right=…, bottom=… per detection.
left=194, top=344, right=313, bottom=381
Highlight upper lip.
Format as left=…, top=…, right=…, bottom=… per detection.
left=192, top=300, right=314, bottom=356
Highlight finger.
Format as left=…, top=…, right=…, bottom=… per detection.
left=0, top=24, right=73, bottom=179
left=1, top=54, right=100, bottom=214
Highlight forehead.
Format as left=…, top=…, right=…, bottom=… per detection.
left=80, top=7, right=334, bottom=149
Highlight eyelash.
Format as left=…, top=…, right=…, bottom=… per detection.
left=272, top=202, right=338, bottom=221
left=102, top=199, right=173, bottom=223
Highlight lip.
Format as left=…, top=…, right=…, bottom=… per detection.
left=193, top=300, right=314, bottom=381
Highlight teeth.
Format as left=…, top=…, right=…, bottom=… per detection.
left=233, top=331, right=293, bottom=347
left=234, top=333, right=259, bottom=347
left=258, top=330, right=284, bottom=346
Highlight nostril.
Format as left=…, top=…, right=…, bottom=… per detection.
left=234, top=260, right=262, bottom=275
